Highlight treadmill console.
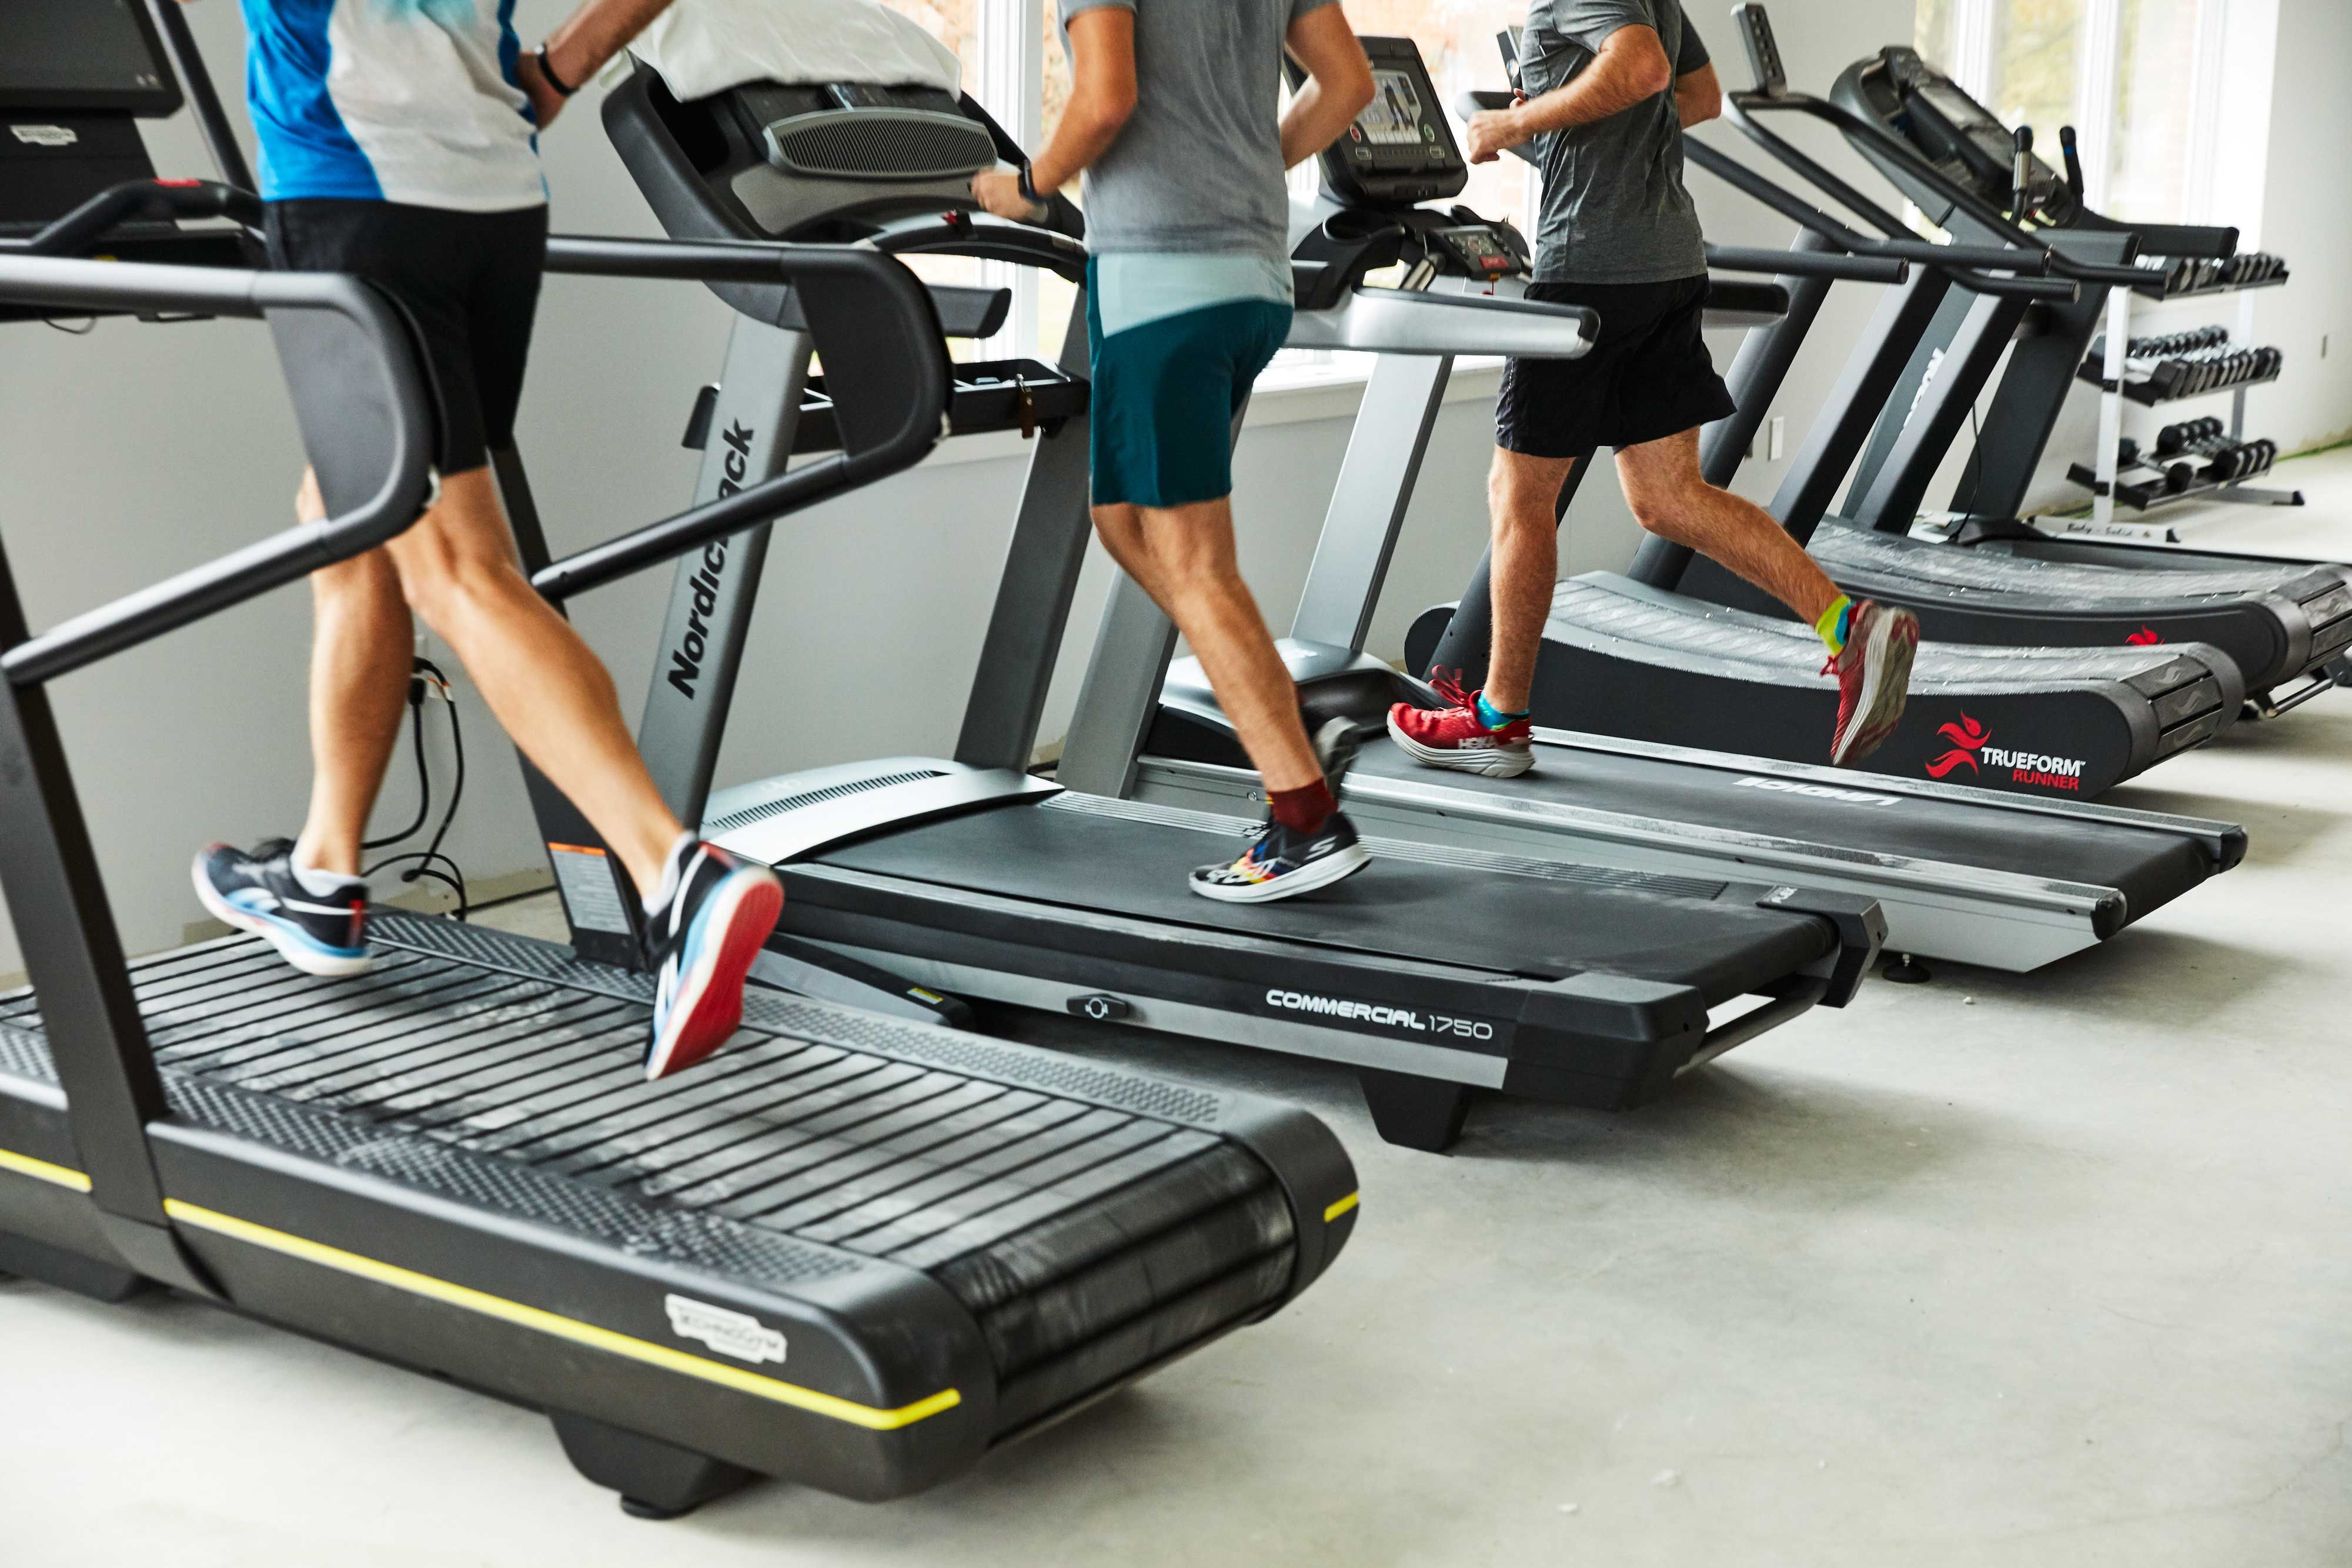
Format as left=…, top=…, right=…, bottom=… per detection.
left=1294, top=36, right=1466, bottom=208
left=0, top=0, right=185, bottom=236
left=1837, top=47, right=2078, bottom=226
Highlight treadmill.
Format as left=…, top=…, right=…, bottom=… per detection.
left=545, top=42, right=1887, bottom=1155
left=1406, top=8, right=2255, bottom=801
left=0, top=8, right=1355, bottom=1518
left=1059, top=39, right=2243, bottom=979
left=1653, top=14, right=2352, bottom=723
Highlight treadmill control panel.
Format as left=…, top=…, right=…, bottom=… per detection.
left=1295, top=35, right=1466, bottom=208
left=1847, top=47, right=2076, bottom=224
left=1429, top=222, right=1526, bottom=279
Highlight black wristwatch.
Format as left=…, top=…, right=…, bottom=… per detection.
left=536, top=42, right=580, bottom=98
left=1017, top=162, right=1040, bottom=204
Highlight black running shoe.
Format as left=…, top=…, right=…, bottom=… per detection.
left=1311, top=715, right=1362, bottom=792
left=192, top=838, right=371, bottom=977
left=1190, top=813, right=1372, bottom=904
left=643, top=839, right=785, bottom=1082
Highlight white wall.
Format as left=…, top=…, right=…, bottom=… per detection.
left=0, top=0, right=2060, bottom=981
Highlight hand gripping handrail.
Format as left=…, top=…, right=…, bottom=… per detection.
left=0, top=259, right=435, bottom=687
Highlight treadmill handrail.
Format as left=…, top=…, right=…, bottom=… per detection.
left=864, top=213, right=1091, bottom=286
left=1723, top=89, right=2147, bottom=288
left=0, top=258, right=435, bottom=688
left=1287, top=284, right=1598, bottom=357
left=1706, top=244, right=1907, bottom=285
left=530, top=238, right=951, bottom=604
left=0, top=177, right=263, bottom=258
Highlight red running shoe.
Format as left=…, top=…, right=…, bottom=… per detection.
left=644, top=841, right=784, bottom=1081
left=1826, top=600, right=1922, bottom=767
left=1386, top=673, right=1535, bottom=779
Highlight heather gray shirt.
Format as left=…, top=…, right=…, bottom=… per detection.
left=1521, top=0, right=1711, bottom=283
left=1059, top=0, right=1336, bottom=258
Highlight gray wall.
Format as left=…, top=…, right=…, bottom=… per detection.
left=15, top=0, right=2341, bottom=979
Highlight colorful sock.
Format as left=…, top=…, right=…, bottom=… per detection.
left=1814, top=595, right=1856, bottom=656
left=1267, top=780, right=1337, bottom=836
left=1474, top=691, right=1530, bottom=732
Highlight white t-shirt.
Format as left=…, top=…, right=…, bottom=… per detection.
left=239, top=0, right=546, bottom=210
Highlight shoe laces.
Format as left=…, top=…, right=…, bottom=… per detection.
left=1426, top=670, right=1476, bottom=711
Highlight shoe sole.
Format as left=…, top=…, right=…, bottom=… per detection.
left=190, top=854, right=372, bottom=979
left=645, top=870, right=785, bottom=1081
left=1832, top=611, right=1922, bottom=767
left=1190, top=842, right=1374, bottom=904
left=1385, top=713, right=1535, bottom=779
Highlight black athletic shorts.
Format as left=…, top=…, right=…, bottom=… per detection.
left=265, top=199, right=550, bottom=476
left=1494, top=274, right=1736, bottom=459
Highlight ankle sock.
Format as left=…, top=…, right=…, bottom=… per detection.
left=1267, top=780, right=1337, bottom=836
left=1815, top=595, right=1856, bottom=656
left=642, top=831, right=701, bottom=916
left=291, top=858, right=364, bottom=898
left=1474, top=691, right=1530, bottom=732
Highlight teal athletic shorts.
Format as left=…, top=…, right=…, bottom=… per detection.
left=1086, top=282, right=1292, bottom=509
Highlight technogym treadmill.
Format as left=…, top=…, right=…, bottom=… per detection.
left=1628, top=15, right=2352, bottom=726
left=0, top=11, right=1355, bottom=1518
left=542, top=46, right=1886, bottom=1155
left=1060, top=41, right=2242, bottom=978
left=1408, top=8, right=2250, bottom=800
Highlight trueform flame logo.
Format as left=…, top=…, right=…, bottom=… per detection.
left=1925, top=713, right=2088, bottom=791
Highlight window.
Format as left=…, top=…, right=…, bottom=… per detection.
left=1913, top=0, right=2230, bottom=223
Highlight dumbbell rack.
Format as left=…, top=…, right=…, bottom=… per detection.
left=2074, top=251, right=2301, bottom=532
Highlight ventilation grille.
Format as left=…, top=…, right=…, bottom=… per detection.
left=705, top=769, right=946, bottom=836
left=766, top=111, right=995, bottom=182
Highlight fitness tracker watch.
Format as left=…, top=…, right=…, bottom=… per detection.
left=1016, top=162, right=1040, bottom=205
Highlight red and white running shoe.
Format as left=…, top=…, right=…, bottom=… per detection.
left=1826, top=600, right=1922, bottom=767
left=1385, top=674, right=1535, bottom=779
left=644, top=841, right=784, bottom=1081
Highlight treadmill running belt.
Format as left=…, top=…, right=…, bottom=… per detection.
left=1811, top=521, right=2350, bottom=607
left=0, top=915, right=1310, bottom=1439
left=811, top=793, right=1833, bottom=1003
left=1349, top=740, right=2219, bottom=925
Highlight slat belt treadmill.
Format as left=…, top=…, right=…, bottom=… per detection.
left=0, top=210, right=1354, bottom=1519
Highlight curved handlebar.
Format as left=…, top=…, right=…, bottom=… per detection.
left=1707, top=244, right=1908, bottom=285
left=866, top=212, right=1091, bottom=285
left=4, top=179, right=263, bottom=259
left=0, top=258, right=433, bottom=687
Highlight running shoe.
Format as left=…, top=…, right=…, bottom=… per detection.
left=1385, top=673, right=1535, bottom=778
left=191, top=839, right=371, bottom=978
left=1190, top=812, right=1372, bottom=904
left=1827, top=600, right=1922, bottom=767
left=644, top=841, right=786, bottom=1081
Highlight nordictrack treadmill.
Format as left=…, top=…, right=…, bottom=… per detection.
left=1064, top=44, right=2242, bottom=977
left=545, top=45, right=1887, bottom=1155
left=1409, top=8, right=2251, bottom=800
left=1652, top=14, right=2352, bottom=721
left=0, top=18, right=1355, bottom=1517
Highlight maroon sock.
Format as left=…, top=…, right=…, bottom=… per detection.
left=1267, top=779, right=1337, bottom=835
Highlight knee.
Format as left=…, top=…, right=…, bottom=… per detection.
left=396, top=543, right=523, bottom=628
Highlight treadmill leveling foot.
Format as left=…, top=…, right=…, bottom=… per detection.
left=1882, top=953, right=1933, bottom=985
left=550, top=1410, right=754, bottom=1519
left=1357, top=1068, right=1475, bottom=1152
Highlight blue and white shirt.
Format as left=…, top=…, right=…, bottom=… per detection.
left=239, top=0, right=546, bottom=210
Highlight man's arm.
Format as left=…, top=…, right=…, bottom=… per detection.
left=521, top=0, right=680, bottom=126
left=1465, top=25, right=1673, bottom=163
left=1674, top=60, right=1722, bottom=128
left=972, top=6, right=1136, bottom=220
left=1279, top=5, right=1375, bottom=170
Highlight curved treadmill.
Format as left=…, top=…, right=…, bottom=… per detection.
left=0, top=226, right=1352, bottom=1518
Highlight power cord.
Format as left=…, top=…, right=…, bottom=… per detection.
left=363, top=657, right=471, bottom=921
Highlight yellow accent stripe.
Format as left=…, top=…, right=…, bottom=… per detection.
left=159, top=1201, right=960, bottom=1430
left=1322, top=1191, right=1359, bottom=1223
left=0, top=1147, right=92, bottom=1192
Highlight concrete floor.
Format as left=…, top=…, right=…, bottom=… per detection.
left=8, top=455, right=2352, bottom=1564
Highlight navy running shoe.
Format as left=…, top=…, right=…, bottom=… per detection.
left=644, top=840, right=785, bottom=1081
left=192, top=839, right=371, bottom=978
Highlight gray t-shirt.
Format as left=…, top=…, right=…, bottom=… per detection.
left=1059, top=0, right=1335, bottom=258
left=1521, top=0, right=1710, bottom=283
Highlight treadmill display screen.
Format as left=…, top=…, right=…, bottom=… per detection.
left=1361, top=70, right=1433, bottom=147
left=0, top=0, right=178, bottom=114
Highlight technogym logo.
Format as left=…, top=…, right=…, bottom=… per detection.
left=1925, top=713, right=2087, bottom=791
left=1264, top=989, right=1496, bottom=1042
left=664, top=421, right=756, bottom=700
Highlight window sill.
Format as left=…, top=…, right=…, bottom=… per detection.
left=913, top=357, right=1506, bottom=470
